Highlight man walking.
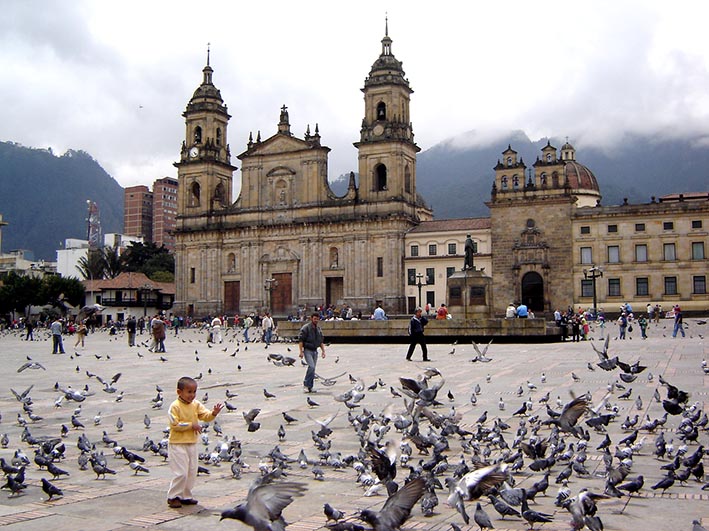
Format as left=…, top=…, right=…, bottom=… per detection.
left=299, top=312, right=326, bottom=393
left=672, top=306, right=685, bottom=338
left=262, top=312, right=274, bottom=346
left=50, top=317, right=65, bottom=354
left=405, top=307, right=429, bottom=362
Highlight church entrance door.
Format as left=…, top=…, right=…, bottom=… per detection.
left=224, top=281, right=240, bottom=314
left=326, top=277, right=343, bottom=308
left=271, top=273, right=292, bottom=316
left=521, top=271, right=544, bottom=312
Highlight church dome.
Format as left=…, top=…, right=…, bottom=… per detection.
left=564, top=160, right=600, bottom=193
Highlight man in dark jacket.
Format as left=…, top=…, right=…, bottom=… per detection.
left=405, top=307, right=429, bottom=362
left=299, top=313, right=326, bottom=393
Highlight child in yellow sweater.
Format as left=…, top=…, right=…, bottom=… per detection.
left=166, top=376, right=223, bottom=508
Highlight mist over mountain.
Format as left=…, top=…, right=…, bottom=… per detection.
left=0, top=141, right=124, bottom=261
left=416, top=131, right=709, bottom=218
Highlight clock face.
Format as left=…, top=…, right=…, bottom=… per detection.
left=373, top=124, right=384, bottom=137
left=189, top=147, right=199, bottom=158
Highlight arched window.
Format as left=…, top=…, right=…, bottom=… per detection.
left=216, top=128, right=222, bottom=146
left=214, top=182, right=225, bottom=204
left=190, top=181, right=201, bottom=206
left=375, top=164, right=387, bottom=191
left=376, top=102, right=386, bottom=121
left=540, top=172, right=547, bottom=187
left=501, top=176, right=508, bottom=190
left=404, top=165, right=411, bottom=193
left=194, top=126, right=202, bottom=144
left=512, top=175, right=520, bottom=189
left=546, top=153, right=552, bottom=162
left=552, top=172, right=559, bottom=187
left=506, top=157, right=512, bottom=167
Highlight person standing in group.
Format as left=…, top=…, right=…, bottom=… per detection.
left=74, top=320, right=88, bottom=348
left=654, top=304, right=662, bottom=324
left=243, top=314, right=253, bottom=342
left=638, top=314, right=648, bottom=339
left=138, top=316, right=145, bottom=335
left=210, top=315, right=222, bottom=344
left=672, top=306, right=685, bottom=338
left=299, top=312, right=326, bottom=393
left=618, top=312, right=628, bottom=339
left=25, top=320, right=34, bottom=341
left=571, top=314, right=581, bottom=342
left=151, top=314, right=166, bottom=353
left=262, top=312, right=274, bottom=346
left=166, top=376, right=223, bottom=508
left=126, top=315, right=137, bottom=347
left=406, top=307, right=429, bottom=361
left=50, top=317, right=65, bottom=354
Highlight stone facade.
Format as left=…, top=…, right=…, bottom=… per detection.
left=174, top=32, right=430, bottom=318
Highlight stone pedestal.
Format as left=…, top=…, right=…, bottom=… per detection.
left=447, top=269, right=494, bottom=319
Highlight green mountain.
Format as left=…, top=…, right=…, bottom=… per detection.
left=0, top=142, right=124, bottom=261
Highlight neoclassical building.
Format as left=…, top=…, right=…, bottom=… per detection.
left=173, top=30, right=708, bottom=319
left=174, top=31, right=430, bottom=317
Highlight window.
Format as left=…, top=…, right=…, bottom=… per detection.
left=607, top=224, right=618, bottom=233
left=694, top=276, right=707, bottom=294
left=410, top=245, right=419, bottom=257
left=580, top=226, right=590, bottom=235
left=407, top=268, right=416, bottom=286
left=581, top=279, right=593, bottom=297
left=635, top=223, right=645, bottom=232
left=635, top=244, right=648, bottom=262
left=663, top=221, right=674, bottom=230
left=608, top=278, right=621, bottom=297
left=692, top=220, right=702, bottom=229
left=448, top=243, right=457, bottom=255
left=190, top=267, right=196, bottom=284
left=540, top=172, right=547, bottom=186
left=376, top=257, right=383, bottom=277
left=664, top=276, right=677, bottom=295
left=663, top=243, right=676, bottom=261
left=636, top=277, right=649, bottom=296
left=501, top=176, right=508, bottom=190
left=580, top=247, right=593, bottom=264
left=426, top=267, right=435, bottom=285
left=692, top=242, right=705, bottom=260
left=428, top=244, right=437, bottom=256
left=375, top=164, right=387, bottom=191
left=512, top=175, right=520, bottom=189
left=607, top=245, right=620, bottom=263
left=426, top=291, right=435, bottom=307
left=446, top=267, right=455, bottom=278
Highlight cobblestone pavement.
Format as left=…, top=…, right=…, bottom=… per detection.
left=0, top=318, right=706, bottom=531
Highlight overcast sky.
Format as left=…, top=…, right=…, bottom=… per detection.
left=3, top=0, right=709, bottom=192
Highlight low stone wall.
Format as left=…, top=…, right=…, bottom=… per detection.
left=277, top=318, right=559, bottom=343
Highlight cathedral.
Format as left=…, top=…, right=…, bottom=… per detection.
left=174, top=29, right=431, bottom=317
left=175, top=29, right=708, bottom=319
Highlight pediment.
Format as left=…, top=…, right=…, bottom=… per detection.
left=241, top=134, right=311, bottom=157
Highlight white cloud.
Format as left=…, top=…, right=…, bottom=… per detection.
left=2, top=0, right=709, bottom=189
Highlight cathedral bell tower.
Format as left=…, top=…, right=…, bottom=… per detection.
left=354, top=20, right=419, bottom=210
left=175, top=49, right=237, bottom=217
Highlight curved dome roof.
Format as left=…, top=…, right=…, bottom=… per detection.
left=564, top=160, right=600, bottom=193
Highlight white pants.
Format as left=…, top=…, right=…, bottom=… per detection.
left=167, top=442, right=197, bottom=500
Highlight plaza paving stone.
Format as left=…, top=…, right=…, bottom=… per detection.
left=0, top=318, right=706, bottom=531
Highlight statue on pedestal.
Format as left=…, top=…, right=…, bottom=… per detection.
left=463, top=234, right=475, bottom=271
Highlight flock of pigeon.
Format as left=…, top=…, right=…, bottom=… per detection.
left=0, top=319, right=707, bottom=531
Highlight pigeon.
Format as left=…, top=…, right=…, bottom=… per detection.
left=282, top=412, right=298, bottom=424
left=324, top=502, right=345, bottom=522
left=220, top=480, right=307, bottom=530
left=447, top=464, right=508, bottom=524
left=359, top=477, right=425, bottom=531
left=41, top=477, right=63, bottom=500
left=473, top=501, right=494, bottom=530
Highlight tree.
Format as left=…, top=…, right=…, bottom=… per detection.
left=39, top=275, right=85, bottom=311
left=0, top=272, right=42, bottom=318
left=121, top=241, right=174, bottom=277
left=76, top=249, right=106, bottom=280
left=101, top=245, right=123, bottom=279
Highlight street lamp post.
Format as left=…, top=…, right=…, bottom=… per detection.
left=415, top=273, right=424, bottom=309
left=583, top=265, right=603, bottom=319
left=264, top=278, right=278, bottom=313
